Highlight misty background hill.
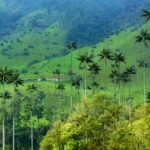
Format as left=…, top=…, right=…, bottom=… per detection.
left=0, top=0, right=150, bottom=45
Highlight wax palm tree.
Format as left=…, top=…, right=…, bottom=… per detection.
left=72, top=75, right=82, bottom=94
left=0, top=67, right=13, bottom=150
left=53, top=64, right=61, bottom=81
left=53, top=70, right=57, bottom=93
left=53, top=64, right=61, bottom=120
left=27, top=84, right=37, bottom=91
left=109, top=68, right=119, bottom=100
left=98, top=48, right=113, bottom=90
left=138, top=60, right=149, bottom=103
left=8, top=73, right=23, bottom=150
left=125, top=66, right=136, bottom=76
left=53, top=65, right=61, bottom=92
left=57, top=84, right=65, bottom=119
left=136, top=29, right=150, bottom=103
left=57, top=84, right=65, bottom=93
left=77, top=53, right=92, bottom=97
left=0, top=67, right=14, bottom=84
left=124, top=66, right=136, bottom=119
left=88, top=62, right=101, bottom=94
left=120, top=66, right=136, bottom=100
left=141, top=9, right=150, bottom=22
left=67, top=69, right=75, bottom=113
left=113, top=51, right=126, bottom=68
left=67, top=42, right=77, bottom=49
left=120, top=71, right=131, bottom=103
left=67, top=42, right=77, bottom=113
left=0, top=91, right=12, bottom=150
left=125, top=66, right=136, bottom=97
left=136, top=29, right=150, bottom=48
left=72, top=75, right=82, bottom=105
left=26, top=84, right=37, bottom=150
left=113, top=52, right=126, bottom=103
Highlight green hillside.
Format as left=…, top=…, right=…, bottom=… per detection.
left=28, top=25, right=146, bottom=77
left=1, top=20, right=146, bottom=116
left=0, top=1, right=150, bottom=149
left=1, top=21, right=150, bottom=105
left=0, top=22, right=66, bottom=69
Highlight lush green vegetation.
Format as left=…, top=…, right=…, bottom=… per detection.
left=0, top=1, right=150, bottom=149
left=40, top=94, right=150, bottom=150
left=40, top=9, right=150, bottom=150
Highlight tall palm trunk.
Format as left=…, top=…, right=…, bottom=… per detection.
left=70, top=78, right=73, bottom=112
left=54, top=75, right=57, bottom=93
left=128, top=82, right=132, bottom=119
left=2, top=112, right=5, bottom=150
left=12, top=86, right=15, bottom=150
left=104, top=59, right=107, bottom=91
left=30, top=110, right=33, bottom=150
left=128, top=83, right=131, bottom=97
left=114, top=77, right=117, bottom=101
left=92, top=76, right=95, bottom=95
left=30, top=98, right=34, bottom=150
left=143, top=66, right=146, bottom=103
left=70, top=53, right=73, bottom=113
left=2, top=84, right=5, bottom=150
left=12, top=111, right=15, bottom=150
left=58, top=91, right=61, bottom=119
left=118, top=64, right=121, bottom=105
left=118, top=82, right=121, bottom=105
left=84, top=65, right=87, bottom=97
left=121, top=83, right=125, bottom=104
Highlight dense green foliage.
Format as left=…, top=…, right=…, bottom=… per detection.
left=40, top=94, right=150, bottom=150
left=0, top=68, right=49, bottom=150
left=0, top=0, right=150, bottom=149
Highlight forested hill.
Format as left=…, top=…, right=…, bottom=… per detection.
left=0, top=0, right=150, bottom=45
left=0, top=1, right=150, bottom=149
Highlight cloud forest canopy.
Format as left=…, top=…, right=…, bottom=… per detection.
left=0, top=0, right=150, bottom=46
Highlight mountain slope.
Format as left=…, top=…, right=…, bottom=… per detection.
left=27, top=22, right=150, bottom=77
left=0, top=0, right=150, bottom=45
